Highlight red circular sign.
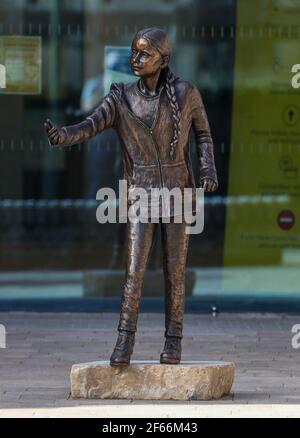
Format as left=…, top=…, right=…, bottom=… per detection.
left=277, top=210, right=295, bottom=230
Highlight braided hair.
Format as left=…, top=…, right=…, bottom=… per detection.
left=133, top=28, right=181, bottom=160
left=164, top=67, right=181, bottom=160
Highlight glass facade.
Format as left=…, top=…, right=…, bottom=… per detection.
left=0, top=0, right=299, bottom=310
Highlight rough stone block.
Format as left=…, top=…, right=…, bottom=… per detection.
left=71, top=361, right=235, bottom=401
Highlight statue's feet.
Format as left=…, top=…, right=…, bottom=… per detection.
left=160, top=336, right=182, bottom=364
left=110, top=330, right=135, bottom=367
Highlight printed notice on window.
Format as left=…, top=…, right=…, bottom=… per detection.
left=0, top=36, right=41, bottom=94
left=223, top=0, right=300, bottom=296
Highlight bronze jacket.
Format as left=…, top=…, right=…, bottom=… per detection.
left=59, top=75, right=218, bottom=217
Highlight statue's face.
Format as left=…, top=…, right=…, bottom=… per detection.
left=130, top=37, right=163, bottom=77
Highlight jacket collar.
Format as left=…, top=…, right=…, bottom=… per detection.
left=136, top=71, right=178, bottom=97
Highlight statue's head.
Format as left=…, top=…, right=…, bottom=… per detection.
left=130, top=27, right=180, bottom=161
left=131, top=27, right=172, bottom=78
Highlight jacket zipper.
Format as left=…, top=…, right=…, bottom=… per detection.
left=126, top=111, right=165, bottom=188
left=123, top=86, right=168, bottom=215
left=148, top=128, right=167, bottom=214
left=132, top=117, right=167, bottom=213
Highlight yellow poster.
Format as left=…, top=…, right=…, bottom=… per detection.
left=0, top=36, right=41, bottom=94
left=224, top=0, right=300, bottom=276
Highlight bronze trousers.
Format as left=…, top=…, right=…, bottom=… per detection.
left=117, top=218, right=190, bottom=338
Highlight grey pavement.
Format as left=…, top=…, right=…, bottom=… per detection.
left=0, top=311, right=300, bottom=417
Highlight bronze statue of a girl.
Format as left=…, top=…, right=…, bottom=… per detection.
left=45, top=27, right=218, bottom=367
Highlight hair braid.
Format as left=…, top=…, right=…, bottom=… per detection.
left=132, top=28, right=180, bottom=160
left=164, top=68, right=181, bottom=160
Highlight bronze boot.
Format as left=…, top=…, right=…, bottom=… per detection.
left=110, top=330, right=135, bottom=367
left=160, top=336, right=182, bottom=364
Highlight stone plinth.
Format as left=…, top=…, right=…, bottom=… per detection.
left=71, top=361, right=235, bottom=401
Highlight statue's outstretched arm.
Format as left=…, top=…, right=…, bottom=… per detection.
left=44, top=83, right=120, bottom=147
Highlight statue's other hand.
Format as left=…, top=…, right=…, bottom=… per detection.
left=44, top=118, right=66, bottom=146
left=200, top=178, right=218, bottom=192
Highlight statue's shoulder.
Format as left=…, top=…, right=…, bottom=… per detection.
left=109, top=81, right=137, bottom=100
left=172, top=76, right=196, bottom=97
left=109, top=82, right=124, bottom=101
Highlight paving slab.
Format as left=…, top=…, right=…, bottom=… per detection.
left=0, top=312, right=299, bottom=417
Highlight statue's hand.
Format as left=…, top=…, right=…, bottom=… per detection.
left=44, top=118, right=66, bottom=146
left=200, top=178, right=218, bottom=192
